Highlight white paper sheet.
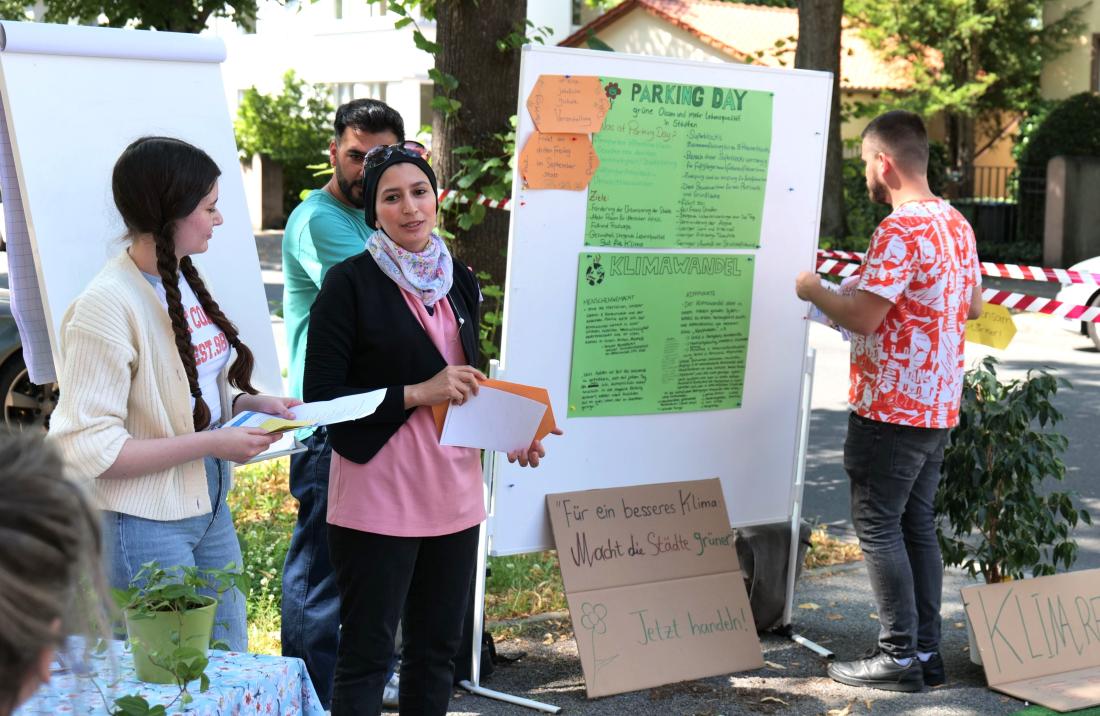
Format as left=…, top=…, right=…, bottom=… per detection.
left=221, top=389, right=387, bottom=433
left=440, top=386, right=545, bottom=453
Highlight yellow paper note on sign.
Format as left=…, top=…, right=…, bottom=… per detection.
left=966, top=304, right=1016, bottom=349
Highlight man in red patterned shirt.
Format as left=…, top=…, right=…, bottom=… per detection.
left=795, top=111, right=983, bottom=692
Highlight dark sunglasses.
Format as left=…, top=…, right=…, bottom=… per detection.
left=363, top=140, right=431, bottom=169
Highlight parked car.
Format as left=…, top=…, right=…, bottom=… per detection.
left=1054, top=255, right=1100, bottom=351
left=0, top=287, right=58, bottom=429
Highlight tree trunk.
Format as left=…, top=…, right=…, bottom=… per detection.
left=434, top=0, right=526, bottom=289
left=795, top=0, right=847, bottom=242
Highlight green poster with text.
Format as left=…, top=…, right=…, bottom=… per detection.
left=585, top=78, right=773, bottom=249
left=569, top=252, right=755, bottom=418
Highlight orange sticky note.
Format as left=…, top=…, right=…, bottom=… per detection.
left=432, top=378, right=557, bottom=443
left=527, top=75, right=610, bottom=134
left=518, top=133, right=599, bottom=191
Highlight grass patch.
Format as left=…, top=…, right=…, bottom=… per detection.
left=485, top=551, right=568, bottom=621
left=227, top=460, right=862, bottom=654
left=228, top=457, right=296, bottom=655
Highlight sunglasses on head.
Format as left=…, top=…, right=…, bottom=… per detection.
left=363, top=140, right=431, bottom=169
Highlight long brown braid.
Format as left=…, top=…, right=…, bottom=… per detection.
left=113, top=137, right=259, bottom=432
left=179, top=256, right=257, bottom=395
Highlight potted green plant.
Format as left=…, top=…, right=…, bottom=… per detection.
left=936, top=357, right=1091, bottom=662
left=112, top=562, right=248, bottom=689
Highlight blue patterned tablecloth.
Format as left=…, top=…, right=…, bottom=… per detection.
left=17, top=641, right=325, bottom=715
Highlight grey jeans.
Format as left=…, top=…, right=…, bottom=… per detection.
left=844, top=412, right=950, bottom=658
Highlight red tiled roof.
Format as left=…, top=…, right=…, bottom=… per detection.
left=559, top=0, right=932, bottom=92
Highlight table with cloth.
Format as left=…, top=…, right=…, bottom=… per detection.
left=16, top=640, right=325, bottom=715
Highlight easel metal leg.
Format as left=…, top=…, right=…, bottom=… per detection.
left=459, top=681, right=563, bottom=713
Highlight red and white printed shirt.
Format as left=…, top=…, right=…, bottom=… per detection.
left=850, top=198, right=981, bottom=429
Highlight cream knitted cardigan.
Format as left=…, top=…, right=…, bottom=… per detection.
left=48, top=250, right=234, bottom=521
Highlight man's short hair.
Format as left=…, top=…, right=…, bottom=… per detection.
left=862, top=110, right=928, bottom=175
left=334, top=99, right=405, bottom=143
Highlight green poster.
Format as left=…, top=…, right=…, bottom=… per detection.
left=585, top=77, right=773, bottom=250
left=569, top=252, right=755, bottom=418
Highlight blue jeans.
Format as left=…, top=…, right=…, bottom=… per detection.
left=844, top=412, right=950, bottom=658
left=103, top=456, right=248, bottom=652
left=281, top=428, right=340, bottom=708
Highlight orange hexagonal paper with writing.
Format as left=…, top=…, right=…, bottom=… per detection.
left=526, top=75, right=610, bottom=134
left=518, top=133, right=600, bottom=191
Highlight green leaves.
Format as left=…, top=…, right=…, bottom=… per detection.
left=936, top=357, right=1088, bottom=584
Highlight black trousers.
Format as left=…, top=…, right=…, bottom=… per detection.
left=328, top=523, right=480, bottom=716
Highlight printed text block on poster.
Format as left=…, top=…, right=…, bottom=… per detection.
left=547, top=479, right=762, bottom=697
left=568, top=252, right=755, bottom=418
left=584, top=77, right=773, bottom=249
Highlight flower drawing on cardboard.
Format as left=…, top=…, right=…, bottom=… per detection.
left=580, top=601, right=619, bottom=686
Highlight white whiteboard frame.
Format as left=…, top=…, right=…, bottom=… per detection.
left=0, top=22, right=281, bottom=395
left=488, top=45, right=832, bottom=556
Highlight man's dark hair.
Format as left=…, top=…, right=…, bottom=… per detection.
left=862, top=110, right=928, bottom=175
left=334, top=99, right=405, bottom=143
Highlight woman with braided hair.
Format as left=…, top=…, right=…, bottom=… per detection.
left=49, top=136, right=300, bottom=651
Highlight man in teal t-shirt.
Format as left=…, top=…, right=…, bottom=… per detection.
left=281, top=98, right=404, bottom=709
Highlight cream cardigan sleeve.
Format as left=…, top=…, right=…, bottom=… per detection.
left=48, top=300, right=138, bottom=485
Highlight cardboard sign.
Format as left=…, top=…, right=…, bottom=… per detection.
left=547, top=479, right=762, bottom=697
left=526, top=75, right=610, bottom=134
left=962, top=569, right=1100, bottom=712
left=966, top=303, right=1016, bottom=349
left=518, top=132, right=599, bottom=190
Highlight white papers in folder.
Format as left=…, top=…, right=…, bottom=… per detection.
left=440, top=386, right=546, bottom=453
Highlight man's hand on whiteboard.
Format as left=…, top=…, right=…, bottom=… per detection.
left=507, top=427, right=564, bottom=468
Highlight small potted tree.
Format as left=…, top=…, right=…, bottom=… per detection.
left=113, top=562, right=248, bottom=689
left=936, top=357, right=1091, bottom=662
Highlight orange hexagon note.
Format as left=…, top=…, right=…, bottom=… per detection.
left=526, top=75, right=610, bottom=134
left=518, top=133, right=600, bottom=191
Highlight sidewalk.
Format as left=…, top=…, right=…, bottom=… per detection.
left=443, top=565, right=1026, bottom=716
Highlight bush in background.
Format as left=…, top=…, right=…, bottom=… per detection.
left=235, top=70, right=334, bottom=224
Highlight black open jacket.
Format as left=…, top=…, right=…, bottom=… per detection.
left=303, top=251, right=480, bottom=464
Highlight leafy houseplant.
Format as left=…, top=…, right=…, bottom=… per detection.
left=936, top=357, right=1091, bottom=585
left=110, top=562, right=248, bottom=710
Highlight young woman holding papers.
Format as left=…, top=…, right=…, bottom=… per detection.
left=304, top=142, right=555, bottom=715
left=49, top=137, right=300, bottom=651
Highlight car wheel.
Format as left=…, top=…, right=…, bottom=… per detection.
left=0, top=351, right=58, bottom=430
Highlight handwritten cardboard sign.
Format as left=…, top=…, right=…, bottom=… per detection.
left=526, top=75, right=610, bottom=134
left=966, top=303, right=1016, bottom=350
left=547, top=478, right=762, bottom=697
left=962, top=569, right=1100, bottom=712
left=518, top=132, right=599, bottom=191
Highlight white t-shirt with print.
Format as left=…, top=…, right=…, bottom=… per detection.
left=143, top=271, right=231, bottom=425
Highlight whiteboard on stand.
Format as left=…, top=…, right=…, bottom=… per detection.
left=488, top=45, right=832, bottom=556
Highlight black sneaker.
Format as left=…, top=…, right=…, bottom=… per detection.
left=919, top=652, right=945, bottom=686
left=827, top=652, right=924, bottom=692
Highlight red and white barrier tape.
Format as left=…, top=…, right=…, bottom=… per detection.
left=815, top=258, right=860, bottom=278
left=437, top=188, right=511, bottom=211
left=816, top=249, right=1100, bottom=286
left=980, top=261, right=1100, bottom=285
left=814, top=258, right=1100, bottom=323
left=983, top=287, right=1100, bottom=323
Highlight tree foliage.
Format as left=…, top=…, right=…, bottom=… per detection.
left=1016, top=92, right=1100, bottom=170
left=234, top=70, right=334, bottom=218
left=847, top=0, right=1085, bottom=168
left=0, top=0, right=269, bottom=32
left=937, top=357, right=1090, bottom=584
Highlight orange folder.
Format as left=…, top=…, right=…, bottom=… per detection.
left=432, top=378, right=557, bottom=443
